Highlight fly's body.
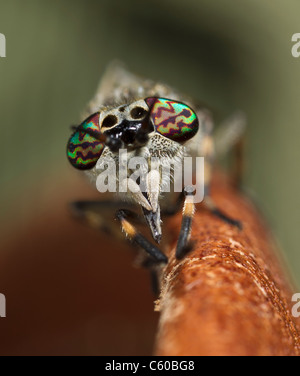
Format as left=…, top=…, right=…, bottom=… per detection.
left=67, top=63, right=244, bottom=269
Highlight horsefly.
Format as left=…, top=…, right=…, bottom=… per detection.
left=66, top=62, right=245, bottom=280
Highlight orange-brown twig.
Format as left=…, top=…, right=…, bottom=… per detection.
left=155, top=172, right=300, bottom=356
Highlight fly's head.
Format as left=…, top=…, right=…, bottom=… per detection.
left=67, top=97, right=199, bottom=169
left=67, top=97, right=199, bottom=243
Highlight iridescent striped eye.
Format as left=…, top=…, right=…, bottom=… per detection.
left=145, top=97, right=199, bottom=142
left=67, top=112, right=104, bottom=170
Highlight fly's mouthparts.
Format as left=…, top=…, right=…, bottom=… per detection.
left=135, top=130, right=149, bottom=145
left=106, top=137, right=123, bottom=152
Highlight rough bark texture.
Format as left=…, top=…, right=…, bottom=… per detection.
left=155, top=172, right=300, bottom=356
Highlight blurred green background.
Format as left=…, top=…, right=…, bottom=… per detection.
left=0, top=0, right=300, bottom=354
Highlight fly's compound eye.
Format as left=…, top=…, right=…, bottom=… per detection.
left=145, top=97, right=199, bottom=142
left=67, top=112, right=105, bottom=170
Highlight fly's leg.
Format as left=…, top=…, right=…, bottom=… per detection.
left=71, top=200, right=168, bottom=263
left=70, top=200, right=128, bottom=239
left=204, top=195, right=242, bottom=230
left=174, top=186, right=241, bottom=261
left=116, top=209, right=168, bottom=295
left=116, top=209, right=168, bottom=264
left=71, top=200, right=167, bottom=294
left=139, top=256, right=163, bottom=296
left=175, top=188, right=196, bottom=260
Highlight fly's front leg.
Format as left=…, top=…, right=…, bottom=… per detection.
left=116, top=210, right=168, bottom=265
left=70, top=200, right=123, bottom=237
left=175, top=185, right=241, bottom=262
left=175, top=187, right=196, bottom=260
left=204, top=196, right=242, bottom=230
left=175, top=129, right=242, bottom=260
left=70, top=200, right=166, bottom=295
left=71, top=200, right=168, bottom=263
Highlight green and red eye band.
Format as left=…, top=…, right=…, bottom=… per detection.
left=145, top=97, right=198, bottom=143
left=67, top=112, right=105, bottom=170
left=67, top=98, right=199, bottom=170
